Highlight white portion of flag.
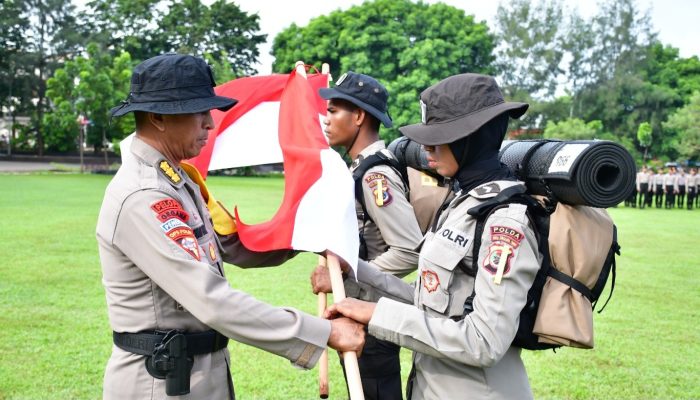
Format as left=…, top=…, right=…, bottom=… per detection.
left=291, top=148, right=359, bottom=273
left=209, top=102, right=284, bottom=170
left=209, top=101, right=328, bottom=171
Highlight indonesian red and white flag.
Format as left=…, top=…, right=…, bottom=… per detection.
left=233, top=70, right=358, bottom=270
left=189, top=73, right=329, bottom=177
left=118, top=71, right=358, bottom=270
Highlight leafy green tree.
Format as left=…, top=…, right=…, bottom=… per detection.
left=636, top=122, right=652, bottom=161
left=271, top=0, right=495, bottom=141
left=494, top=0, right=565, bottom=99
left=82, top=0, right=266, bottom=76
left=22, top=0, right=84, bottom=155
left=44, top=44, right=133, bottom=153
left=663, top=91, right=700, bottom=162
left=543, top=118, right=608, bottom=140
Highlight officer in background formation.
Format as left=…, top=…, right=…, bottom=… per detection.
left=317, top=71, right=423, bottom=400
left=636, top=166, right=651, bottom=209
left=97, top=54, right=365, bottom=400
left=663, top=166, right=678, bottom=208
left=315, top=73, right=540, bottom=399
left=653, top=167, right=665, bottom=208
left=688, top=168, right=698, bottom=210
left=677, top=169, right=687, bottom=208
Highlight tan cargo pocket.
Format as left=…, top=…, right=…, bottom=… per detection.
left=418, top=232, right=471, bottom=314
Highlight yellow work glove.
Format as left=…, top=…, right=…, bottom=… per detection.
left=181, top=162, right=237, bottom=235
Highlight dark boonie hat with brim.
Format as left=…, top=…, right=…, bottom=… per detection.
left=398, top=73, right=528, bottom=145
left=110, top=53, right=238, bottom=117
left=319, top=71, right=392, bottom=128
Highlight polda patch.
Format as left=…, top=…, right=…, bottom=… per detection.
left=421, top=268, right=440, bottom=293
left=490, top=226, right=524, bottom=248
left=166, top=227, right=200, bottom=261
left=365, top=173, right=392, bottom=206
left=151, top=198, right=183, bottom=214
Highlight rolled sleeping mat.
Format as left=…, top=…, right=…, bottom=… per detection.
left=499, top=139, right=636, bottom=208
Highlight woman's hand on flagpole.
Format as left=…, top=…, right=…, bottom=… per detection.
left=325, top=298, right=376, bottom=325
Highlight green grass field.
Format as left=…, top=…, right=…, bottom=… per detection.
left=0, top=173, right=698, bottom=399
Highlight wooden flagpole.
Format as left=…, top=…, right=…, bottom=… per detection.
left=317, top=257, right=329, bottom=399
left=317, top=61, right=332, bottom=400
left=295, top=61, right=364, bottom=400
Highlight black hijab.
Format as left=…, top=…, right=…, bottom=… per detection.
left=449, top=113, right=515, bottom=193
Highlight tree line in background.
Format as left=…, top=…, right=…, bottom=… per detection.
left=1, top=0, right=698, bottom=165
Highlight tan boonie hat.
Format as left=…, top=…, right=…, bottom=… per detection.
left=399, top=73, right=528, bottom=145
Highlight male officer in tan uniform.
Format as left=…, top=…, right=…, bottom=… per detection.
left=97, top=54, right=364, bottom=400
left=318, top=72, right=423, bottom=399
left=318, top=74, right=540, bottom=399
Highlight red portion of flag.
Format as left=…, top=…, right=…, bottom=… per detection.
left=187, top=73, right=328, bottom=178
left=235, top=70, right=329, bottom=251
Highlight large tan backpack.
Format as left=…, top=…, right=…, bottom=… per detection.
left=465, top=187, right=619, bottom=350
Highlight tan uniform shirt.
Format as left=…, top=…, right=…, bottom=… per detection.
left=351, top=181, right=540, bottom=399
left=344, top=141, right=423, bottom=303
left=351, top=141, right=422, bottom=276
left=96, top=137, right=330, bottom=400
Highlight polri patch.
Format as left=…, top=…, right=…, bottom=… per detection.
left=166, top=227, right=200, bottom=261
left=421, top=268, right=440, bottom=293
left=159, top=160, right=182, bottom=185
left=365, top=173, right=392, bottom=206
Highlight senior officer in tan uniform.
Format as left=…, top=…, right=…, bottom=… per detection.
left=317, top=71, right=423, bottom=399
left=97, top=54, right=364, bottom=400
left=319, top=74, right=541, bottom=399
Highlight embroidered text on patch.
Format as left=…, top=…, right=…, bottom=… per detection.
left=151, top=198, right=183, bottom=213
left=490, top=226, right=524, bottom=248
left=166, top=227, right=200, bottom=261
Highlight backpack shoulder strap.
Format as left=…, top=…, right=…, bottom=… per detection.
left=461, top=187, right=550, bottom=316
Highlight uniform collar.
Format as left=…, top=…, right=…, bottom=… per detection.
left=350, top=140, right=386, bottom=170
left=130, top=135, right=185, bottom=189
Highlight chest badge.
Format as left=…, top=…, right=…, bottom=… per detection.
left=421, top=268, right=440, bottom=293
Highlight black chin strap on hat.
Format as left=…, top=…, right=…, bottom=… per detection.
left=342, top=126, right=362, bottom=162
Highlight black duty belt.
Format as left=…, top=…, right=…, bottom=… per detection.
left=113, top=330, right=228, bottom=356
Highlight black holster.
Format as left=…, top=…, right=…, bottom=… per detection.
left=144, top=331, right=193, bottom=396
left=113, top=329, right=228, bottom=397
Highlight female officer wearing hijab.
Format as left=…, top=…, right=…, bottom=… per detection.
left=315, top=73, right=542, bottom=399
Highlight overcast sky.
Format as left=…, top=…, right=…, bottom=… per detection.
left=230, top=0, right=700, bottom=75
